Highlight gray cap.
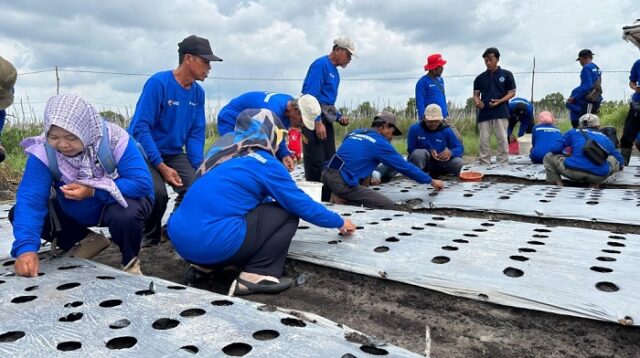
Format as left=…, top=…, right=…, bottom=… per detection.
left=0, top=56, right=17, bottom=110
left=579, top=113, right=599, bottom=128
left=372, top=111, right=402, bottom=135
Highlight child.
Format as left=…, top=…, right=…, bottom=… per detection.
left=287, top=127, right=302, bottom=164
left=530, top=111, right=562, bottom=164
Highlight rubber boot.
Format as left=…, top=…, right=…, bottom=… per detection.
left=621, top=148, right=632, bottom=166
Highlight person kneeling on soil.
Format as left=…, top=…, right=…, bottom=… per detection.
left=543, top=113, right=624, bottom=187
left=168, top=109, right=356, bottom=296
left=321, top=111, right=444, bottom=210
left=407, top=104, right=464, bottom=177
left=10, top=94, right=153, bottom=277
left=529, top=111, right=562, bottom=164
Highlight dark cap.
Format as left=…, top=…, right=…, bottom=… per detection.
left=372, top=111, right=402, bottom=136
left=576, top=49, right=594, bottom=61
left=178, top=35, right=223, bottom=62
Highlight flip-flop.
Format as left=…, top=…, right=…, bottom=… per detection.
left=231, top=276, right=294, bottom=296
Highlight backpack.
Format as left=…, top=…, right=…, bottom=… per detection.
left=579, top=129, right=608, bottom=165
left=44, top=121, right=117, bottom=181
left=599, top=126, right=619, bottom=148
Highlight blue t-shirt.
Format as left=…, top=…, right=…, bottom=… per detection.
left=335, top=129, right=432, bottom=187
left=549, top=128, right=624, bottom=176
left=407, top=122, right=463, bottom=158
left=11, top=138, right=153, bottom=258
left=415, top=75, right=448, bottom=120
left=473, top=67, right=516, bottom=122
left=630, top=59, right=640, bottom=103
left=129, top=70, right=206, bottom=169
left=216, top=91, right=292, bottom=160
left=508, top=97, right=534, bottom=137
left=301, top=55, right=340, bottom=106
left=570, top=62, right=602, bottom=103
left=167, top=149, right=344, bottom=265
left=529, top=124, right=562, bottom=164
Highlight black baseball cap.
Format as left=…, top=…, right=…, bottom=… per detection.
left=576, top=49, right=594, bottom=61
left=178, top=35, right=223, bottom=62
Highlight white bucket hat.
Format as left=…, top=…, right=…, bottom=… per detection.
left=297, top=94, right=321, bottom=130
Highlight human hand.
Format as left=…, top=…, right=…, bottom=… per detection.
left=567, top=97, right=575, bottom=104
left=438, top=148, right=452, bottom=161
left=60, top=183, right=95, bottom=200
left=475, top=100, right=484, bottom=109
left=489, top=99, right=501, bottom=108
left=634, top=86, right=640, bottom=94
left=315, top=121, right=327, bottom=141
left=339, top=219, right=357, bottom=236
left=338, top=116, right=350, bottom=126
left=430, top=179, right=444, bottom=191
left=282, top=156, right=295, bottom=171
left=158, top=163, right=183, bottom=187
left=15, top=252, right=39, bottom=277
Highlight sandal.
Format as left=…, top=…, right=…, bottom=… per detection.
left=229, top=276, right=293, bottom=296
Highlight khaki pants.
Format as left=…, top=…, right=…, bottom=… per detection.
left=478, top=118, right=509, bottom=165
left=543, top=153, right=620, bottom=184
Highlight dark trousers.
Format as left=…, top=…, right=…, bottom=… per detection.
left=620, top=102, right=640, bottom=148
left=321, top=168, right=395, bottom=209
left=218, top=203, right=299, bottom=278
left=145, top=153, right=195, bottom=242
left=570, top=102, right=601, bottom=128
left=302, top=119, right=335, bottom=202
left=9, top=197, right=152, bottom=265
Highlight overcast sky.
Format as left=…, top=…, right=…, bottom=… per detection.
left=1, top=0, right=639, bottom=120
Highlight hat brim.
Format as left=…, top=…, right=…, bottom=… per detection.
left=392, top=125, right=402, bottom=136
left=301, top=115, right=316, bottom=131
left=425, top=60, right=447, bottom=70
left=0, top=92, right=14, bottom=110
left=200, top=53, right=223, bottom=62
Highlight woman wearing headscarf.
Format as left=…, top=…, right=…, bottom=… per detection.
left=529, top=111, right=562, bottom=164
left=10, top=94, right=153, bottom=276
left=168, top=108, right=356, bottom=296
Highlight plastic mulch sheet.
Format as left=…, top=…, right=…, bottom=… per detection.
left=0, top=257, right=420, bottom=357
left=290, top=204, right=639, bottom=326
left=374, top=180, right=640, bottom=225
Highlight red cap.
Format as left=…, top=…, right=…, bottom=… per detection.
left=424, top=54, right=447, bottom=71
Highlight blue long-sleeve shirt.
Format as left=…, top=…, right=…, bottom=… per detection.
left=302, top=55, right=340, bottom=107
left=570, top=63, right=602, bottom=104
left=11, top=138, right=153, bottom=258
left=530, top=124, right=562, bottom=164
left=167, top=149, right=344, bottom=265
left=508, top=97, right=534, bottom=137
left=217, top=91, right=292, bottom=160
left=335, top=129, right=432, bottom=187
left=549, top=128, right=623, bottom=176
left=407, top=122, right=463, bottom=158
left=0, top=109, right=5, bottom=136
left=415, top=75, right=448, bottom=120
left=129, top=70, right=206, bottom=169
left=630, top=59, right=640, bottom=103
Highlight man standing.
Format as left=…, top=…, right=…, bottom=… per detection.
left=129, top=35, right=222, bottom=247
left=0, top=56, right=17, bottom=164
left=619, top=58, right=640, bottom=165
left=507, top=97, right=534, bottom=141
left=416, top=54, right=448, bottom=121
left=566, top=49, right=602, bottom=128
left=301, top=36, right=355, bottom=201
left=216, top=91, right=320, bottom=170
left=407, top=104, right=464, bottom=177
left=473, top=47, right=516, bottom=165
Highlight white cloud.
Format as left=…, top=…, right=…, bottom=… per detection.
left=1, top=0, right=638, bottom=119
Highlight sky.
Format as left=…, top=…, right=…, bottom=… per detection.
left=1, top=0, right=639, bottom=120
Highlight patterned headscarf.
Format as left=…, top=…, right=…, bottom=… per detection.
left=196, top=108, right=286, bottom=178
left=21, top=94, right=129, bottom=207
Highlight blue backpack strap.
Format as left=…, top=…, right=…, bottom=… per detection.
left=44, top=142, right=62, bottom=181
left=96, top=121, right=117, bottom=175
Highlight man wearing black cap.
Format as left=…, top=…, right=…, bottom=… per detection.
left=566, top=49, right=602, bottom=128
left=129, top=35, right=222, bottom=247
left=0, top=56, right=17, bottom=164
left=321, top=111, right=444, bottom=209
